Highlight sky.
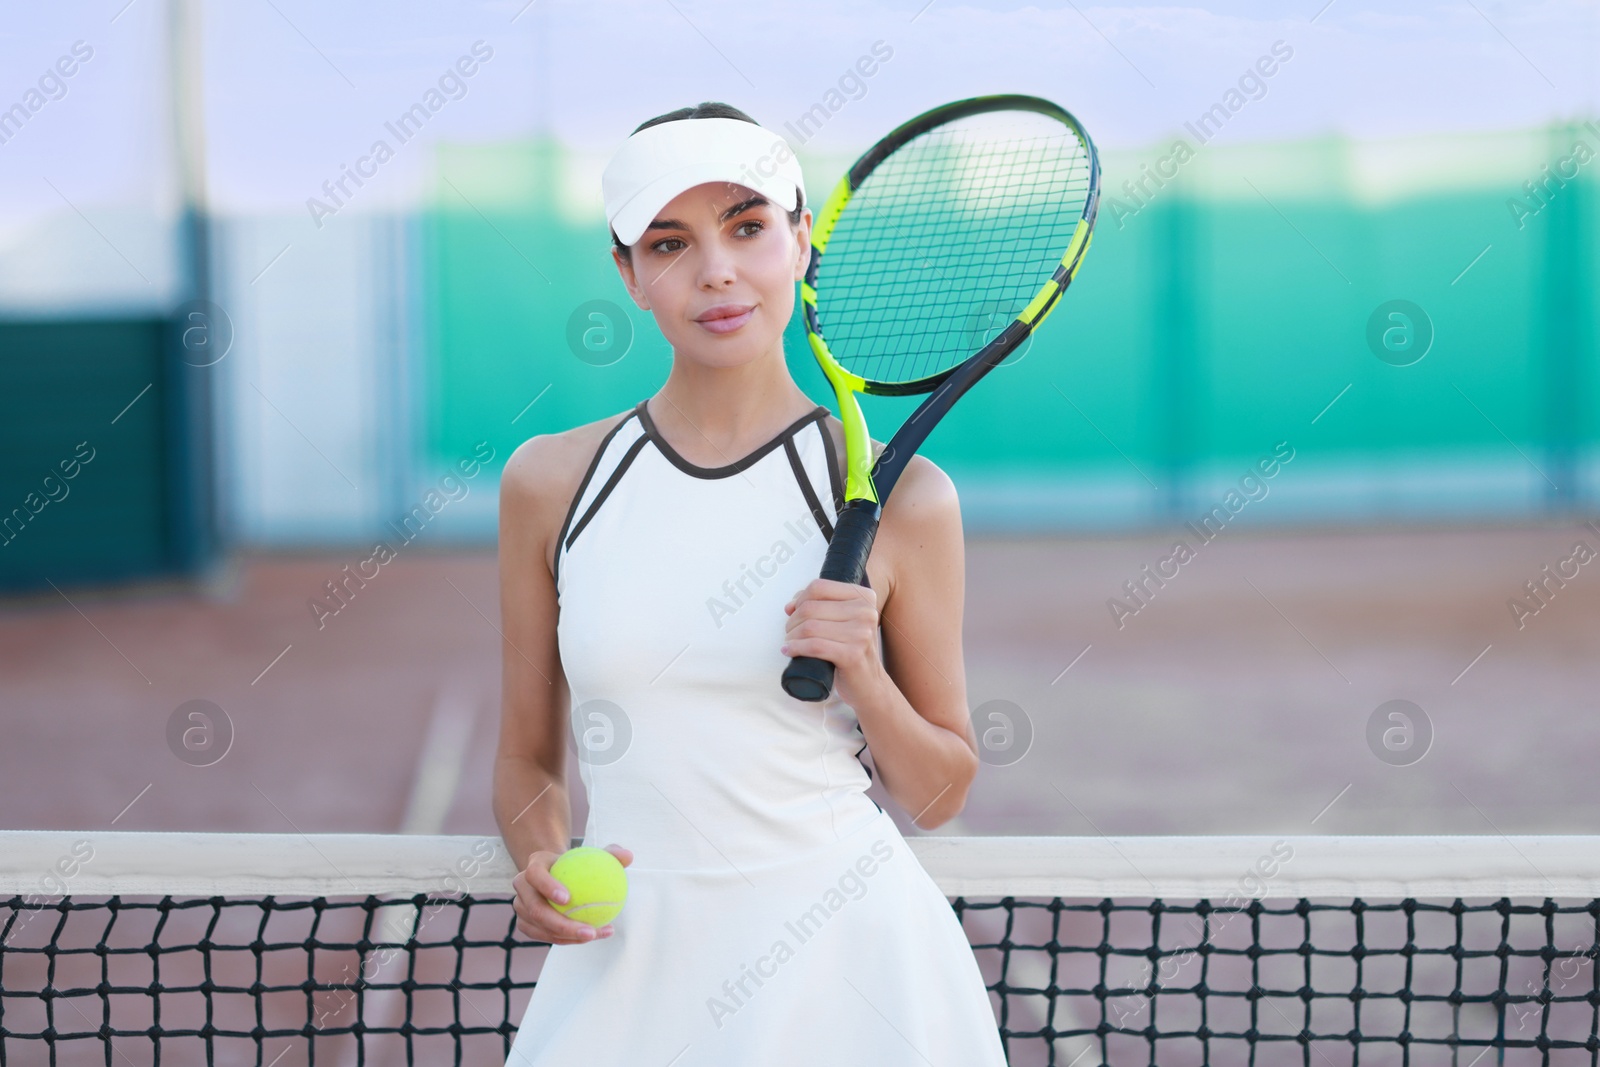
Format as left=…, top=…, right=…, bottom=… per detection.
left=0, top=1, right=1594, bottom=229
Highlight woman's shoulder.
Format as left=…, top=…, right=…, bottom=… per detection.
left=501, top=407, right=640, bottom=563
left=505, top=406, right=638, bottom=484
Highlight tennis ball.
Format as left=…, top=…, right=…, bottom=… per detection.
left=549, top=846, right=628, bottom=927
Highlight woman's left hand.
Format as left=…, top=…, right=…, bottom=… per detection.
left=781, top=578, right=888, bottom=709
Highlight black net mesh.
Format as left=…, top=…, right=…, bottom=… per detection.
left=815, top=108, right=1092, bottom=387
left=0, top=892, right=535, bottom=1066
left=3, top=891, right=1597, bottom=1065
left=957, top=895, right=1600, bottom=1067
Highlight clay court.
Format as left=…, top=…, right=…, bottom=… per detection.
left=5, top=521, right=1595, bottom=843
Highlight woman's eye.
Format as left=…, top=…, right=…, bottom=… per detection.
left=736, top=220, right=763, bottom=237
left=652, top=238, right=684, bottom=254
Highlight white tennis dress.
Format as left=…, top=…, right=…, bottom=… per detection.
left=506, top=399, right=1008, bottom=1066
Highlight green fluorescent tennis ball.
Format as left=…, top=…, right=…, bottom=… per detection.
left=549, top=847, right=628, bottom=927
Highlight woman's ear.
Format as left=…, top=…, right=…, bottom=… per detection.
left=792, top=208, right=813, bottom=282
left=612, top=246, right=651, bottom=311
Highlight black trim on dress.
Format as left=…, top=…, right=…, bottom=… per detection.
left=552, top=410, right=639, bottom=597
left=786, top=416, right=871, bottom=591
left=855, top=739, right=875, bottom=784
left=565, top=432, right=650, bottom=554
left=784, top=434, right=834, bottom=542
left=636, top=398, right=829, bottom=480
left=815, top=414, right=846, bottom=515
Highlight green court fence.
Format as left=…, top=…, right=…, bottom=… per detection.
left=424, top=121, right=1598, bottom=530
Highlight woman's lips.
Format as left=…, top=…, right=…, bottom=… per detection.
left=695, top=306, right=754, bottom=335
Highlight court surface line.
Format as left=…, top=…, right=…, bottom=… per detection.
left=338, top=677, right=482, bottom=1067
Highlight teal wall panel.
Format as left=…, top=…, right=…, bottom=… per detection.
left=0, top=320, right=175, bottom=589
left=422, top=125, right=1599, bottom=527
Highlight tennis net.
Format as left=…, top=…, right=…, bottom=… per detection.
left=2, top=829, right=1597, bottom=1066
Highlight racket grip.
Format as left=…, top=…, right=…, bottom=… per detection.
left=781, top=499, right=882, bottom=702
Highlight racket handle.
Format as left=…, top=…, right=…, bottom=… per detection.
left=781, top=499, right=882, bottom=702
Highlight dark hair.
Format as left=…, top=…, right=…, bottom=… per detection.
left=612, top=100, right=804, bottom=261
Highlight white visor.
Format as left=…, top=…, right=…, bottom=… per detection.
left=602, top=116, right=807, bottom=247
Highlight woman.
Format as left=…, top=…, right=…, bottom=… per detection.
left=496, top=100, right=1007, bottom=1065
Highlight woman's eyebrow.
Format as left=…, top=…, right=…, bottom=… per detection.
left=645, top=195, right=770, bottom=234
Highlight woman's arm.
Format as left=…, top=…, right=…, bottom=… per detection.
left=492, top=434, right=575, bottom=871
left=494, top=430, right=633, bottom=945
left=782, top=454, right=979, bottom=829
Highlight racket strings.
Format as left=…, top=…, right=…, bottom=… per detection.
left=835, top=132, right=1084, bottom=380
left=816, top=113, right=1091, bottom=386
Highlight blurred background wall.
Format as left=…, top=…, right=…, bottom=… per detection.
left=1, top=0, right=1596, bottom=590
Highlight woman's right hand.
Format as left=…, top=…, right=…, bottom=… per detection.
left=511, top=844, right=632, bottom=945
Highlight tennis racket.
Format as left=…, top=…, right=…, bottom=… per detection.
left=780, top=92, right=1101, bottom=702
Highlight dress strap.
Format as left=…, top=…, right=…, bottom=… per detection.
left=780, top=415, right=870, bottom=591
left=783, top=418, right=836, bottom=541
left=552, top=409, right=648, bottom=598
